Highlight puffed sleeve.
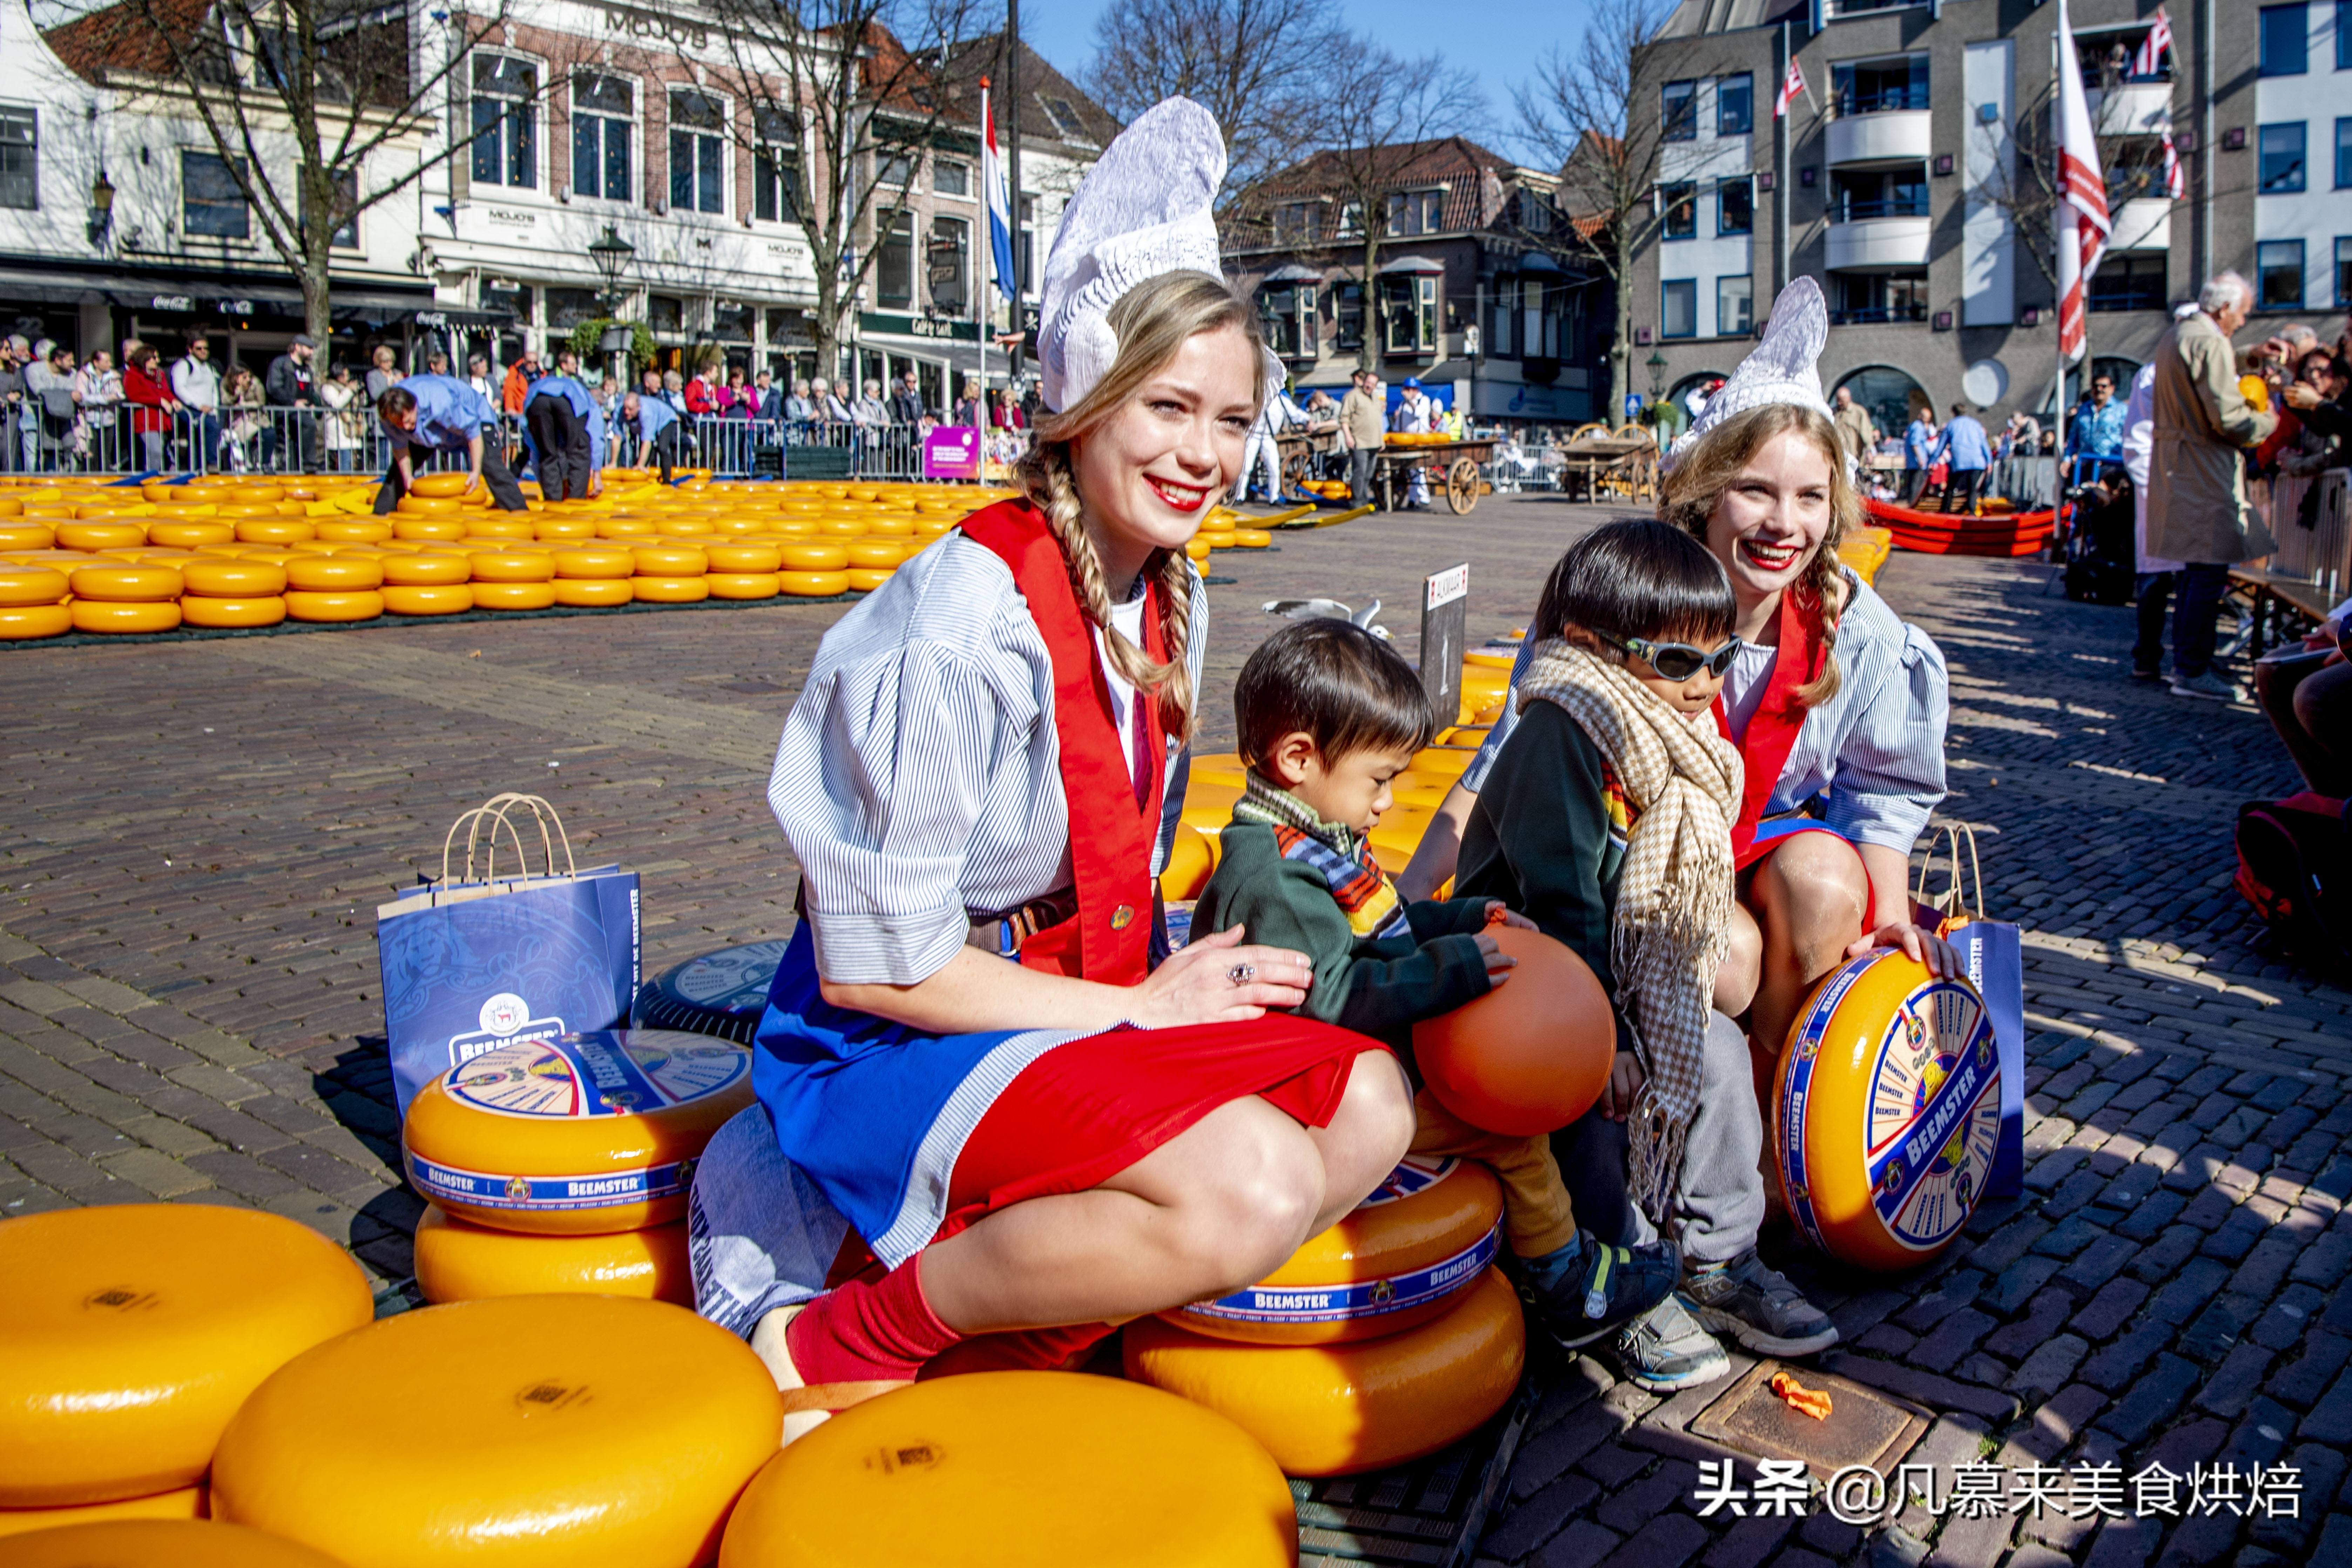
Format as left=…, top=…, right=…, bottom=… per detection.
left=1824, top=620, right=1949, bottom=853
left=1459, top=637, right=1534, bottom=793
left=768, top=637, right=1026, bottom=987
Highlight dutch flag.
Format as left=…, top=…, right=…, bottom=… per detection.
left=983, top=87, right=1016, bottom=304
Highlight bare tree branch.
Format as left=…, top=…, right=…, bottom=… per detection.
left=1081, top=0, right=1338, bottom=195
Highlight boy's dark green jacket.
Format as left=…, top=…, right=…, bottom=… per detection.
left=1192, top=821, right=1495, bottom=1050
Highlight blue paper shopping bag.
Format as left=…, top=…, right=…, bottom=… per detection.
left=377, top=795, right=641, bottom=1114
left=1919, top=824, right=2026, bottom=1198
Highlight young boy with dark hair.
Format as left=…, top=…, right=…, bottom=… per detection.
left=1193, top=617, right=1680, bottom=1347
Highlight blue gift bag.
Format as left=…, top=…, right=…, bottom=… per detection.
left=1920, top=825, right=2026, bottom=1198
left=377, top=795, right=641, bottom=1114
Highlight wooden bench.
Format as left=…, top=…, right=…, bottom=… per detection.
left=2231, top=469, right=2347, bottom=655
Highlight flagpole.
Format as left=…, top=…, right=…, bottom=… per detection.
left=978, top=77, right=991, bottom=434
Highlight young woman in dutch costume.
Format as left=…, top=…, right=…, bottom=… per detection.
left=688, top=101, right=1414, bottom=1413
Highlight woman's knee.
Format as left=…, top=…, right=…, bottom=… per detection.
left=1332, top=1049, right=1416, bottom=1169
left=1755, top=836, right=1869, bottom=942
left=1714, top=904, right=1762, bottom=1016
left=1154, top=1108, right=1326, bottom=1290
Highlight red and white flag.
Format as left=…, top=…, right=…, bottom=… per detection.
left=2053, top=0, right=2112, bottom=364
left=2133, top=8, right=2173, bottom=77
left=2159, top=131, right=2184, bottom=199
left=1775, top=55, right=1807, bottom=120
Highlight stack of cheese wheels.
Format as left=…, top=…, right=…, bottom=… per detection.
left=0, top=561, right=73, bottom=640
left=0, top=1520, right=350, bottom=1564
left=1773, top=949, right=2001, bottom=1271
left=719, top=1373, right=1295, bottom=1567
left=0, top=1206, right=373, bottom=1533
left=400, top=1029, right=754, bottom=1305
left=211, top=1295, right=782, bottom=1568
left=179, top=556, right=289, bottom=629
left=67, top=562, right=182, bottom=635
left=1126, top=1156, right=1525, bottom=1475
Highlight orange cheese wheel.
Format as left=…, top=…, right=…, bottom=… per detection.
left=1126, top=1265, right=1525, bottom=1476
left=632, top=576, right=709, bottom=604
left=0, top=568, right=69, bottom=606
left=145, top=522, right=234, bottom=549
left=0, top=1519, right=346, bottom=1566
left=283, top=591, right=381, bottom=623
left=54, top=523, right=147, bottom=553
left=1773, top=949, right=2000, bottom=1272
left=283, top=556, right=383, bottom=592
left=781, top=570, right=850, bottom=597
left=0, top=1486, right=207, bottom=1542
left=1165, top=1157, right=1501, bottom=1345
left=0, top=1206, right=372, bottom=1507
left=631, top=546, right=707, bottom=577
left=381, top=584, right=474, bottom=616
left=231, top=520, right=316, bottom=545
left=0, top=523, right=56, bottom=549
left=718, top=1372, right=1294, bottom=1568
left=705, top=572, right=781, bottom=601
left=390, top=517, right=466, bottom=541
left=550, top=578, right=634, bottom=608
left=467, top=552, right=554, bottom=584
left=0, top=604, right=72, bottom=640
left=379, top=553, right=472, bottom=587
left=401, top=1030, right=755, bottom=1234
left=406, top=473, right=475, bottom=500
left=470, top=581, right=556, bottom=611
left=412, top=1208, right=692, bottom=1306
left=178, top=596, right=286, bottom=630
left=212, top=1296, right=782, bottom=1568
left=778, top=543, right=848, bottom=572
left=312, top=520, right=392, bottom=543
left=844, top=568, right=894, bottom=594
left=704, top=543, right=783, bottom=573
left=70, top=601, right=179, bottom=635
left=844, top=540, right=904, bottom=569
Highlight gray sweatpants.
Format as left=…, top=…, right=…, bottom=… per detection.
left=1550, top=1009, right=1765, bottom=1268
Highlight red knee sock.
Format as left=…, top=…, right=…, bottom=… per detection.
left=784, top=1257, right=963, bottom=1385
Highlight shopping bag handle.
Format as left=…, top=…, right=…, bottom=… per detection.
left=1913, top=820, right=1985, bottom=927
left=440, top=793, right=578, bottom=887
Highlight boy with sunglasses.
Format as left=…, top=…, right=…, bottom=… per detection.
left=1192, top=617, right=1683, bottom=1352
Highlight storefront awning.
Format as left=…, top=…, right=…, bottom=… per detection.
left=1263, top=262, right=1322, bottom=283
left=1377, top=254, right=1447, bottom=275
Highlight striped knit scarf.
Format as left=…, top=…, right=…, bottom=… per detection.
left=1233, top=772, right=1408, bottom=939
left=1519, top=640, right=1743, bottom=1219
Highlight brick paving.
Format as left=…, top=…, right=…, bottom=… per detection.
left=4, top=497, right=2349, bottom=1566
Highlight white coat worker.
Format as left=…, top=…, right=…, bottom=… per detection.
left=1392, top=377, right=1435, bottom=509
left=522, top=346, right=606, bottom=503
left=1234, top=383, right=1308, bottom=503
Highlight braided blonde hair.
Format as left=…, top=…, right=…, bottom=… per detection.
left=1015, top=271, right=1268, bottom=742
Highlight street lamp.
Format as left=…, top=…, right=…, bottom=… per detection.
left=87, top=171, right=115, bottom=249
left=587, top=225, right=636, bottom=378
left=1645, top=347, right=1668, bottom=402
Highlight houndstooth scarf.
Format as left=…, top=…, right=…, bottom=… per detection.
left=1519, top=640, right=1743, bottom=1219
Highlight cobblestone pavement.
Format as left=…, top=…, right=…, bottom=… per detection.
left=4, top=498, right=2348, bottom=1567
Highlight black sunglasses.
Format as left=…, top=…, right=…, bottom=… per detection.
left=1597, top=629, right=1744, bottom=681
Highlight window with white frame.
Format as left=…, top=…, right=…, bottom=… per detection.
left=1661, top=278, right=1697, bottom=338
left=0, top=110, right=35, bottom=210
left=1274, top=201, right=1319, bottom=243
left=322, top=167, right=358, bottom=247
left=1379, top=273, right=1438, bottom=353
left=2257, top=239, right=2304, bottom=310
left=933, top=159, right=969, bottom=197
left=471, top=55, right=538, bottom=189
left=1334, top=281, right=1364, bottom=350
left=877, top=212, right=914, bottom=306
left=929, top=215, right=969, bottom=314
left=754, top=109, right=799, bottom=222
left=182, top=151, right=249, bottom=239
left=1260, top=283, right=1317, bottom=358
left=669, top=91, right=725, bottom=214
left=1386, top=189, right=1445, bottom=237
left=877, top=151, right=914, bottom=188
left=572, top=74, right=633, bottom=202
left=1718, top=274, right=1753, bottom=334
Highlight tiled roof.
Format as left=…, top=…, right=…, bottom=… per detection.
left=45, top=0, right=209, bottom=83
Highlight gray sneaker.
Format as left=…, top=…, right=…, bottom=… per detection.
left=2168, top=669, right=2244, bottom=703
left=1682, top=1251, right=1840, bottom=1356
left=1613, top=1294, right=1732, bottom=1393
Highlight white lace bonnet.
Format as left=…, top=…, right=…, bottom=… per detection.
left=1036, top=96, right=1282, bottom=414
left=1662, top=276, right=1834, bottom=472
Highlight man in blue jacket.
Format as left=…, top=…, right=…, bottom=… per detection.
left=620, top=390, right=684, bottom=482
left=1925, top=402, right=1992, bottom=515
left=522, top=346, right=605, bottom=502
left=372, top=373, right=527, bottom=513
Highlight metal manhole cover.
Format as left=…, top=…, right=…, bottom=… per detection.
left=1686, top=1361, right=1931, bottom=1483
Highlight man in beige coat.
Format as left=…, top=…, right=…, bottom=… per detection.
left=1338, top=369, right=1386, bottom=507
left=2146, top=272, right=2281, bottom=703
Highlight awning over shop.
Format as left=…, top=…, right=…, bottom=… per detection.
left=1263, top=262, right=1322, bottom=283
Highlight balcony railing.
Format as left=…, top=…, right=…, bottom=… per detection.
left=1829, top=302, right=1929, bottom=325
left=1830, top=87, right=1931, bottom=117
left=1829, top=195, right=1931, bottom=222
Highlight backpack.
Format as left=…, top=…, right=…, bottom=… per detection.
left=2235, top=792, right=2350, bottom=965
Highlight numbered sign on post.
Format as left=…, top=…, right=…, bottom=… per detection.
left=1420, top=563, right=1468, bottom=725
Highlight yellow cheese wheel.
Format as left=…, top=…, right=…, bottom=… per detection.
left=0, top=603, right=71, bottom=639
left=1184, top=537, right=1211, bottom=563
left=462, top=519, right=534, bottom=542
left=381, top=584, right=474, bottom=616
left=470, top=580, right=556, bottom=611
left=845, top=568, right=894, bottom=593
left=406, top=473, right=475, bottom=499
left=412, top=1208, right=692, bottom=1306
left=70, top=601, right=180, bottom=635
left=54, top=523, right=147, bottom=553
left=631, top=546, right=708, bottom=577
left=312, top=520, right=392, bottom=543
left=283, top=556, right=384, bottom=592
left=390, top=517, right=466, bottom=541
left=0, top=1205, right=373, bottom=1507
left=232, top=520, right=316, bottom=545
left=0, top=495, right=22, bottom=514
left=0, top=1519, right=348, bottom=1566
left=378, top=554, right=472, bottom=587
left=661, top=517, right=717, bottom=536
left=401, top=1030, right=755, bottom=1234
left=595, top=518, right=658, bottom=538
left=534, top=518, right=599, bottom=540
left=844, top=540, right=904, bottom=569
left=705, top=543, right=783, bottom=573
left=1158, top=820, right=1216, bottom=901
left=815, top=516, right=865, bottom=538
left=466, top=552, right=555, bottom=584
left=632, top=576, right=709, bottom=604
left=706, top=572, right=781, bottom=600
left=1773, top=949, right=2001, bottom=1272
left=859, top=514, right=917, bottom=538
left=769, top=517, right=819, bottom=537
left=718, top=1372, right=1292, bottom=1568
left=283, top=591, right=381, bottom=624
left=0, top=568, right=69, bottom=606
left=228, top=484, right=285, bottom=503
left=550, top=578, right=634, bottom=608
left=178, top=596, right=286, bottom=630
left=0, top=1486, right=206, bottom=1541
left=395, top=495, right=461, bottom=517
left=778, top=542, right=849, bottom=572
left=1166, top=1157, right=1502, bottom=1345
left=0, top=523, right=56, bottom=549
left=212, top=1295, right=781, bottom=1568
left=780, top=570, right=850, bottom=597
left=1127, top=1265, right=1525, bottom=1476
left=1232, top=528, right=1273, bottom=548
left=144, top=523, right=233, bottom=549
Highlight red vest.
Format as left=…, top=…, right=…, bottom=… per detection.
left=960, top=500, right=1169, bottom=986
left=1715, top=587, right=1827, bottom=869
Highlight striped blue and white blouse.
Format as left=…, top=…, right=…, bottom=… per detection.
left=1464, top=568, right=1948, bottom=853
left=767, top=529, right=1203, bottom=986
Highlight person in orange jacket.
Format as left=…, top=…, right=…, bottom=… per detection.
left=499, top=346, right=542, bottom=415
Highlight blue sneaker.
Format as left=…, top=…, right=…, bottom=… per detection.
left=1613, top=1295, right=1732, bottom=1393
left=1519, top=1234, right=1682, bottom=1351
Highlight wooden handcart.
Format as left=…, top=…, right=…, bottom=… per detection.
left=1552, top=426, right=1660, bottom=505
left=1375, top=438, right=1500, bottom=515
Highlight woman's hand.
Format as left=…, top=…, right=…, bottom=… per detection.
left=1848, top=919, right=1959, bottom=977
left=1131, top=925, right=1312, bottom=1028
left=1474, top=933, right=1518, bottom=986
left=2286, top=383, right=2325, bottom=412
left=1483, top=901, right=1537, bottom=932
left=1597, top=1050, right=1646, bottom=1121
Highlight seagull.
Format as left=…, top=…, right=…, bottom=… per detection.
left=1262, top=598, right=1391, bottom=640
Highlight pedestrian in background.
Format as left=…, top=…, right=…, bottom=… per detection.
left=0, top=337, right=26, bottom=472
left=365, top=344, right=400, bottom=403
left=171, top=332, right=222, bottom=471
left=1340, top=368, right=1385, bottom=507
left=1925, top=402, right=1991, bottom=515
left=1831, top=385, right=1877, bottom=465
left=76, top=348, right=122, bottom=469
left=500, top=346, right=542, bottom=417
left=465, top=352, right=495, bottom=405
left=221, top=368, right=264, bottom=471
left=121, top=341, right=177, bottom=473
left=890, top=367, right=924, bottom=425
left=2067, top=372, right=2124, bottom=489
left=265, top=334, right=322, bottom=472
left=1391, top=377, right=1434, bottom=510
left=1902, top=404, right=1935, bottom=504
left=26, top=342, right=77, bottom=472
left=318, top=364, right=363, bottom=473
